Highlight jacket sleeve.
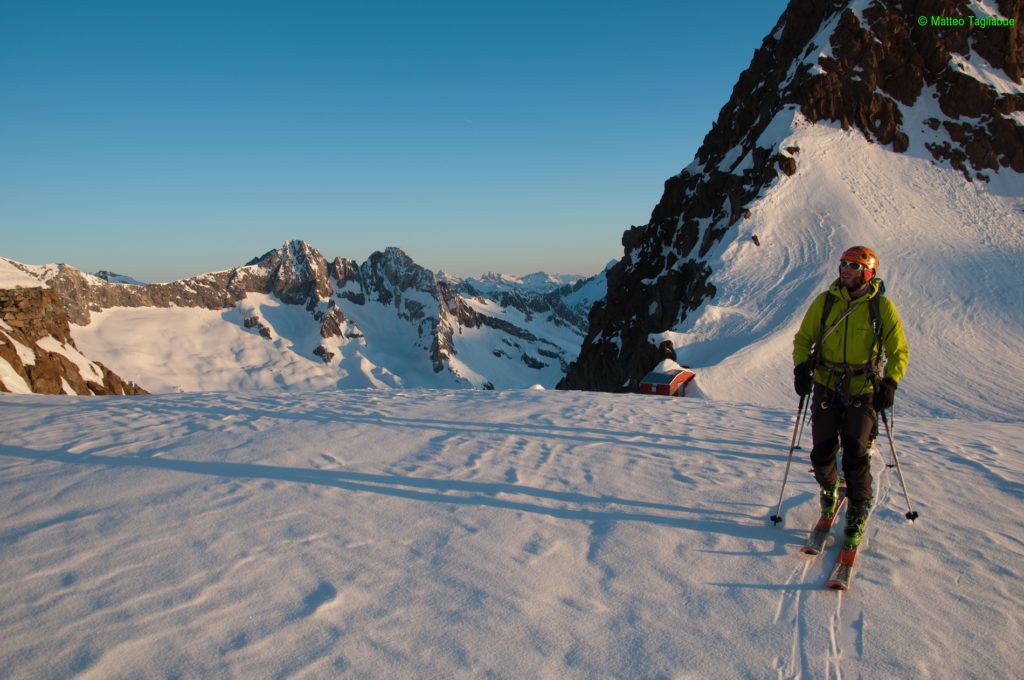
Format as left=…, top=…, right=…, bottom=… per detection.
left=880, top=297, right=909, bottom=383
left=793, top=293, right=825, bottom=366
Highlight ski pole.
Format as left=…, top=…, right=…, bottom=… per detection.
left=794, top=399, right=811, bottom=450
left=771, top=394, right=807, bottom=525
left=880, top=409, right=919, bottom=521
left=881, top=395, right=896, bottom=468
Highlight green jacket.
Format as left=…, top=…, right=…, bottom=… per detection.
left=793, top=279, right=909, bottom=395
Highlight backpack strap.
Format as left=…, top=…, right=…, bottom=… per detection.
left=868, top=293, right=885, bottom=379
left=809, top=292, right=835, bottom=371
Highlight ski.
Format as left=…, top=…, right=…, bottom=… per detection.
left=800, top=486, right=846, bottom=556
left=825, top=546, right=859, bottom=590
left=825, top=498, right=875, bottom=590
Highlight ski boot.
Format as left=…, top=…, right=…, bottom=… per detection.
left=819, top=479, right=841, bottom=518
left=843, top=500, right=872, bottom=548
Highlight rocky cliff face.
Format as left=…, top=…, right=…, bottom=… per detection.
left=40, top=241, right=357, bottom=343
left=559, top=0, right=1022, bottom=392
left=247, top=240, right=334, bottom=307
left=0, top=287, right=147, bottom=395
left=45, top=265, right=251, bottom=326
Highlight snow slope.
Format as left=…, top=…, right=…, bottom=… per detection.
left=1, top=388, right=1020, bottom=678
left=68, top=289, right=583, bottom=393
left=0, top=259, right=43, bottom=289
left=68, top=296, right=368, bottom=393
left=655, top=111, right=1024, bottom=423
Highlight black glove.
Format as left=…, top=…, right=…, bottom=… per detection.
left=874, top=377, right=897, bottom=411
left=794, top=362, right=813, bottom=396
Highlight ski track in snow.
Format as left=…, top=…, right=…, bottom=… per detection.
left=770, top=452, right=896, bottom=680
left=1, top=389, right=1021, bottom=678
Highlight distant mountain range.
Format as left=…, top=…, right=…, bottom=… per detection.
left=0, top=243, right=610, bottom=394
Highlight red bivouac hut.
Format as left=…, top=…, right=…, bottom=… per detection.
left=639, top=359, right=696, bottom=397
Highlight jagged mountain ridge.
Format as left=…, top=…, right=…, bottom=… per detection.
left=1, top=242, right=607, bottom=393
left=559, top=0, right=1023, bottom=396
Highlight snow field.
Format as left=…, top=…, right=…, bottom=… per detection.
left=1, top=388, right=1020, bottom=678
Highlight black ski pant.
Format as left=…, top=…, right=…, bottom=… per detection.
left=809, top=384, right=877, bottom=505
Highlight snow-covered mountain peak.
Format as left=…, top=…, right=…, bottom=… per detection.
left=243, top=240, right=333, bottom=306
left=360, top=247, right=436, bottom=298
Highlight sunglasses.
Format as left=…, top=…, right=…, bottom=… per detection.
left=839, top=261, right=869, bottom=271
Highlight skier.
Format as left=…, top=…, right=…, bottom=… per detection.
left=792, top=246, right=909, bottom=548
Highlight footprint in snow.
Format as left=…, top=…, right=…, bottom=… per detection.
left=296, top=581, right=338, bottom=619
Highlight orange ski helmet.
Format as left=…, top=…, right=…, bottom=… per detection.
left=840, top=246, right=878, bottom=282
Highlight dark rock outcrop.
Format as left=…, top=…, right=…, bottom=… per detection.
left=247, top=240, right=334, bottom=307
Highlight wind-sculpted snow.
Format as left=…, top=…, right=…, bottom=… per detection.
left=1, top=389, right=1021, bottom=677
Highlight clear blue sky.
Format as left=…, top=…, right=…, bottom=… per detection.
left=1, top=0, right=786, bottom=282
